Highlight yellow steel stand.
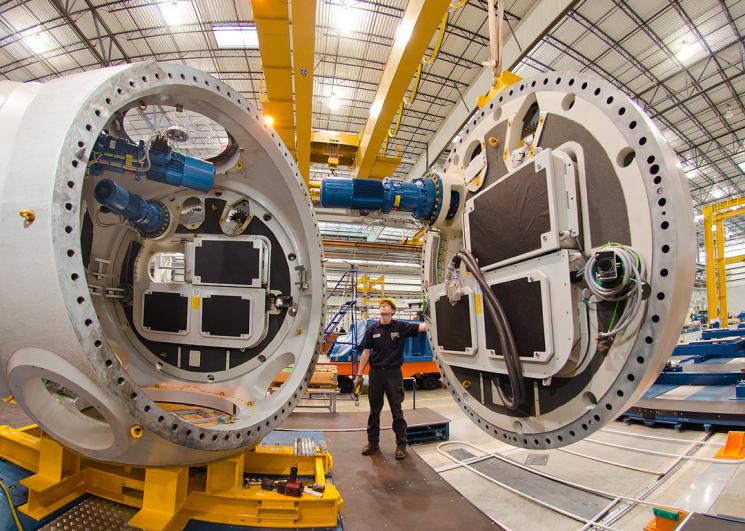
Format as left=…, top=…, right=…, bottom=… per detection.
left=357, top=273, right=385, bottom=319
left=0, top=424, right=343, bottom=530
left=703, top=196, right=745, bottom=324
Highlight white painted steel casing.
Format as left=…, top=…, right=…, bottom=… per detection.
left=0, top=63, right=324, bottom=465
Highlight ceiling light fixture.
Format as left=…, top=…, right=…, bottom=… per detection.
left=711, top=188, right=725, bottom=199
left=333, top=1, right=357, bottom=33
left=213, top=25, right=259, bottom=49
left=23, top=31, right=53, bottom=54
left=159, top=1, right=186, bottom=26
left=328, top=95, right=342, bottom=111
left=738, top=161, right=745, bottom=173
left=676, top=38, right=702, bottom=62
left=263, top=115, right=274, bottom=128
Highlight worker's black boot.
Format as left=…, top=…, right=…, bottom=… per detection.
left=395, top=444, right=407, bottom=459
left=361, top=442, right=379, bottom=455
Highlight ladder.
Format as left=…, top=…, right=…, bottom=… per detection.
left=324, top=267, right=360, bottom=375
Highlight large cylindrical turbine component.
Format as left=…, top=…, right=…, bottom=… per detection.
left=424, top=72, right=696, bottom=448
left=0, top=63, right=324, bottom=465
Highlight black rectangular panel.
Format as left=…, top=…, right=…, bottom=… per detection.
left=485, top=277, right=546, bottom=358
left=434, top=296, right=472, bottom=352
left=202, top=295, right=251, bottom=337
left=143, top=291, right=188, bottom=333
left=467, top=164, right=550, bottom=267
left=195, top=240, right=261, bottom=286
left=539, top=114, right=629, bottom=247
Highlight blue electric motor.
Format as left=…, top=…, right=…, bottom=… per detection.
left=320, top=176, right=459, bottom=223
left=94, top=178, right=167, bottom=236
left=89, top=133, right=215, bottom=192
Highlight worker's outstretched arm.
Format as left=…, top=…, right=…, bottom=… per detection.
left=418, top=322, right=428, bottom=333
left=354, top=348, right=371, bottom=386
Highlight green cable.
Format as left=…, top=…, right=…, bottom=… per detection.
left=607, top=301, right=620, bottom=332
left=0, top=477, right=24, bottom=531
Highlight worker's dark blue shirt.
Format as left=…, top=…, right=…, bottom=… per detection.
left=362, top=319, right=420, bottom=368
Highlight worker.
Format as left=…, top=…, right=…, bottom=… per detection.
left=354, top=298, right=427, bottom=459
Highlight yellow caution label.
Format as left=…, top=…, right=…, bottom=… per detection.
left=125, top=154, right=134, bottom=167
left=191, top=296, right=201, bottom=310
left=394, top=194, right=401, bottom=207
left=475, top=292, right=482, bottom=315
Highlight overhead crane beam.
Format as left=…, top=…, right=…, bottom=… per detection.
left=405, top=0, right=578, bottom=181
left=353, top=0, right=452, bottom=179
left=292, top=0, right=316, bottom=183
left=253, top=1, right=295, bottom=152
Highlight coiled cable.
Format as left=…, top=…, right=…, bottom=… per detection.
left=583, top=243, right=646, bottom=339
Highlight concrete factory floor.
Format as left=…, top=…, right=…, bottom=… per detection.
left=330, top=386, right=745, bottom=531
left=1, top=387, right=744, bottom=530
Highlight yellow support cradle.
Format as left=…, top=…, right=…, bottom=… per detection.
left=0, top=424, right=342, bottom=530
left=703, top=196, right=745, bottom=324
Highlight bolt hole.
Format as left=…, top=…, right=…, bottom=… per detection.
left=617, top=147, right=635, bottom=168
left=561, top=93, right=575, bottom=111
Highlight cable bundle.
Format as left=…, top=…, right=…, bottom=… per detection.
left=446, top=249, right=525, bottom=409
left=583, top=244, right=647, bottom=339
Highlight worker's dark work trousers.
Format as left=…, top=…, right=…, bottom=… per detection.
left=367, top=366, right=407, bottom=445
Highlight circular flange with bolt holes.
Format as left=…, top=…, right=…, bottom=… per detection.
left=0, top=63, right=325, bottom=465
left=426, top=71, right=695, bottom=449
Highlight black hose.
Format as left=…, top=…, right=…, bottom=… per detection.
left=449, top=250, right=525, bottom=409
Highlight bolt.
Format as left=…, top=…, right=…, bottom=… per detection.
left=130, top=424, right=144, bottom=439
left=19, top=210, right=35, bottom=224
